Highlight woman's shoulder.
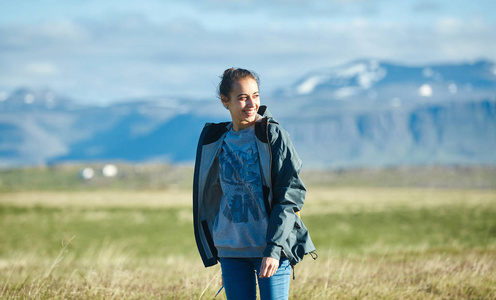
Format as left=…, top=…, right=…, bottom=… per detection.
left=267, top=120, right=291, bottom=141
left=201, top=122, right=230, bottom=144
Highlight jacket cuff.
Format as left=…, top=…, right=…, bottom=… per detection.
left=263, top=245, right=282, bottom=260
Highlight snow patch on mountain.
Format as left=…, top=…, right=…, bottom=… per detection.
left=294, top=59, right=387, bottom=96
left=296, top=75, right=325, bottom=94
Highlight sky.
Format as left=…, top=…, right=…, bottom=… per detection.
left=0, top=0, right=495, bottom=104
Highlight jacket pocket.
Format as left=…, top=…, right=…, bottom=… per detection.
left=283, top=215, right=315, bottom=265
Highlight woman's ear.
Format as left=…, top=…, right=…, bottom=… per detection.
left=220, top=95, right=229, bottom=109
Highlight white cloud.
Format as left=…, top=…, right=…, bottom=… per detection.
left=0, top=3, right=495, bottom=103
left=36, top=20, right=88, bottom=40
left=435, top=17, right=464, bottom=34
left=24, top=62, right=60, bottom=75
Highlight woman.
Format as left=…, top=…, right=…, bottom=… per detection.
left=193, top=68, right=315, bottom=300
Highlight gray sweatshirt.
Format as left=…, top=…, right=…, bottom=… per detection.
left=213, top=124, right=269, bottom=258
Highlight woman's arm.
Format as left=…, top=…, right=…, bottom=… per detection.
left=263, top=124, right=306, bottom=261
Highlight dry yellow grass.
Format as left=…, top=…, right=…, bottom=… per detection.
left=2, top=248, right=495, bottom=299
left=0, top=189, right=191, bottom=209
left=305, top=187, right=496, bottom=214
left=291, top=250, right=496, bottom=299
left=2, top=187, right=494, bottom=212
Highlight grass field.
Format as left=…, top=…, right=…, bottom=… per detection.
left=1, top=183, right=496, bottom=299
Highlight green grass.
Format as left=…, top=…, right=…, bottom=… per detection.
left=0, top=206, right=195, bottom=259
left=1, top=187, right=496, bottom=299
left=2, top=198, right=495, bottom=259
left=307, top=206, right=496, bottom=254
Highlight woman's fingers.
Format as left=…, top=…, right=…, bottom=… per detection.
left=259, top=257, right=279, bottom=278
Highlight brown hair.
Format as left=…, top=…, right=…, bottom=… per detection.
left=218, top=68, right=260, bottom=100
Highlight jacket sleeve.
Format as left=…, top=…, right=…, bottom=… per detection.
left=263, top=123, right=306, bottom=260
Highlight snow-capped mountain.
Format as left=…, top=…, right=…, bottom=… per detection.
left=287, top=59, right=496, bottom=98
left=272, top=59, right=496, bottom=116
left=0, top=87, right=81, bottom=111
left=1, top=60, right=495, bottom=168
left=0, top=89, right=222, bottom=167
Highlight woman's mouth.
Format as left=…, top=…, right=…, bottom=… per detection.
left=244, top=109, right=256, bottom=117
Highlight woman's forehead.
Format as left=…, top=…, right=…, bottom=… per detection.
left=231, top=77, right=259, bottom=93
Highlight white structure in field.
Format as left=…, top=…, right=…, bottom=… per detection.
left=102, top=164, right=118, bottom=177
left=79, top=167, right=95, bottom=180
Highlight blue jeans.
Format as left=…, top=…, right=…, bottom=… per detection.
left=219, top=257, right=291, bottom=300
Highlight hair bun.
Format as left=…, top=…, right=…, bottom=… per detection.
left=223, top=67, right=235, bottom=77
left=218, top=68, right=260, bottom=101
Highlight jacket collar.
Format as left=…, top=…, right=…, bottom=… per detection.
left=257, top=105, right=276, bottom=123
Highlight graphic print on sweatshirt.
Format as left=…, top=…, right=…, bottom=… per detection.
left=219, top=146, right=266, bottom=223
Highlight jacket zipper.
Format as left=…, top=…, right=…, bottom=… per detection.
left=266, top=119, right=297, bottom=280
left=266, top=118, right=273, bottom=215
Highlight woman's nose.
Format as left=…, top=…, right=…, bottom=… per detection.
left=246, top=96, right=255, bottom=107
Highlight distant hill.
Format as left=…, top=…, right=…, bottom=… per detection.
left=1, top=60, right=495, bottom=168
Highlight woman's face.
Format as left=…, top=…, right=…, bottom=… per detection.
left=221, top=77, right=260, bottom=131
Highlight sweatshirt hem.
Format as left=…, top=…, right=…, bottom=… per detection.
left=217, top=246, right=265, bottom=258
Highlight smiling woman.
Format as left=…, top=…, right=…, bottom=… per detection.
left=192, top=68, right=316, bottom=300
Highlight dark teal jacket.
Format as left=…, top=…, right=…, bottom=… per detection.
left=193, top=106, right=316, bottom=267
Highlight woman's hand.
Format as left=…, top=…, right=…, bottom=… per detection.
left=259, top=256, right=279, bottom=278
